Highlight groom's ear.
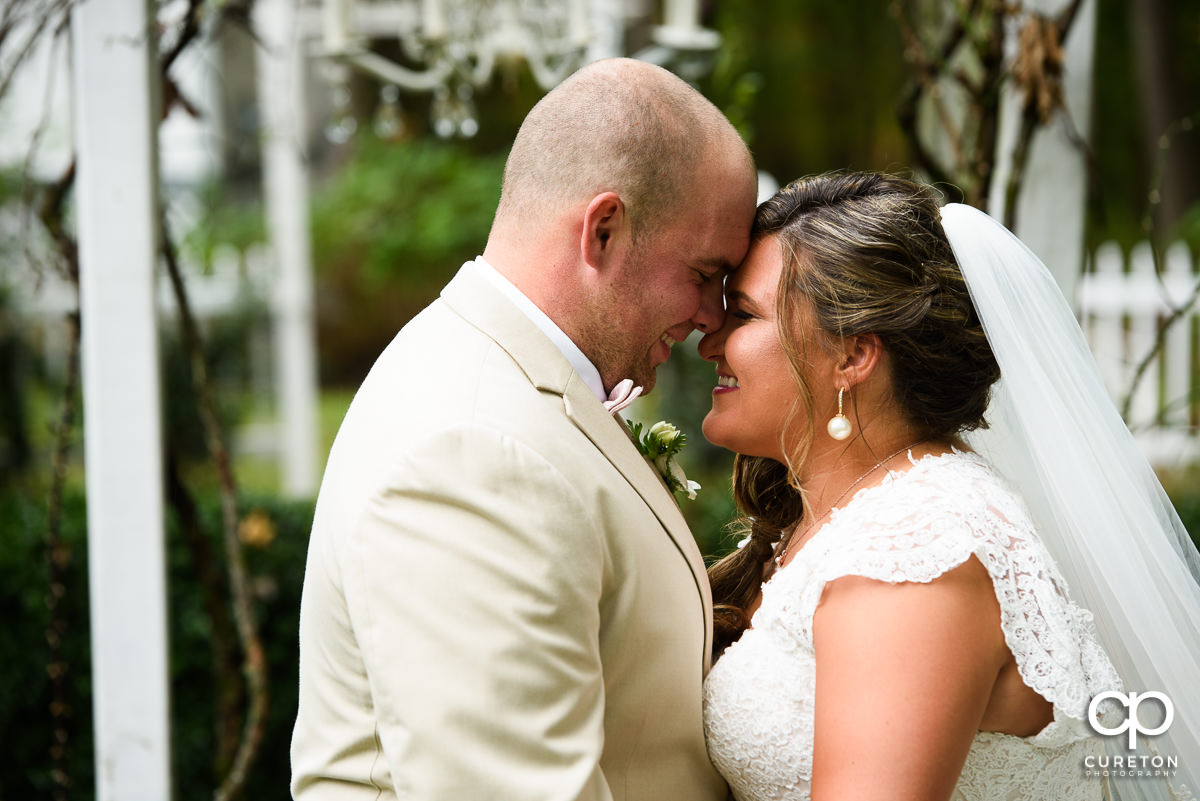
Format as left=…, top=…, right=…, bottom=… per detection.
left=580, top=192, right=629, bottom=270
left=836, top=333, right=884, bottom=388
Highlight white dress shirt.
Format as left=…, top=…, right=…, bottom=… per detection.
left=471, top=256, right=608, bottom=402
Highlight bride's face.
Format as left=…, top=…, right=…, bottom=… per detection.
left=699, top=236, right=821, bottom=461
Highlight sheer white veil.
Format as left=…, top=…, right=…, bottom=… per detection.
left=941, top=203, right=1200, bottom=801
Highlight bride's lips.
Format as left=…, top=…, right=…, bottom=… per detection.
left=713, top=372, right=739, bottom=395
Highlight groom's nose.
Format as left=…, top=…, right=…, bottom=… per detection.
left=692, top=275, right=726, bottom=335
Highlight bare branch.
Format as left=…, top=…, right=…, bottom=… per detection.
left=1003, top=2, right=1087, bottom=226
left=164, top=445, right=244, bottom=775
left=1055, top=0, right=1086, bottom=37
left=160, top=0, right=205, bottom=74
left=1141, top=112, right=1200, bottom=240
left=1117, top=110, right=1200, bottom=420
left=966, top=2, right=1005, bottom=208
left=36, top=159, right=78, bottom=285
left=1120, top=277, right=1200, bottom=421
left=161, top=5, right=274, bottom=791
left=1002, top=103, right=1039, bottom=230
left=19, top=18, right=71, bottom=286
left=892, top=0, right=976, bottom=188
left=44, top=308, right=80, bottom=801
left=0, top=0, right=75, bottom=104
left=159, top=217, right=269, bottom=801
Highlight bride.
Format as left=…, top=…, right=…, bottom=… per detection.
left=698, top=172, right=1200, bottom=801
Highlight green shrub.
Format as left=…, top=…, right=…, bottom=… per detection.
left=310, top=134, right=506, bottom=386
left=0, top=491, right=92, bottom=798
left=0, top=488, right=312, bottom=801
left=2, top=474, right=1197, bottom=799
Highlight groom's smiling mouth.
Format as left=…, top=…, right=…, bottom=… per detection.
left=651, top=332, right=679, bottom=369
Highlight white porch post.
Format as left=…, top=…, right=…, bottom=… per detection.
left=988, top=0, right=1097, bottom=306
left=72, top=0, right=171, bottom=798
left=587, top=0, right=625, bottom=62
left=256, top=0, right=320, bottom=497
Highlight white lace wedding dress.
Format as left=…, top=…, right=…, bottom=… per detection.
left=703, top=449, right=1123, bottom=801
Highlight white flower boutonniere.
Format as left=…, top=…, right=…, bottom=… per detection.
left=629, top=420, right=701, bottom=500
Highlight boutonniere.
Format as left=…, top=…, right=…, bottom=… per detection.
left=603, top=380, right=700, bottom=500
left=629, top=420, right=702, bottom=500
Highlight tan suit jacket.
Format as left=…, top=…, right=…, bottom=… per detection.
left=291, top=264, right=726, bottom=801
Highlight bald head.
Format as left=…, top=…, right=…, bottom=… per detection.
left=492, top=58, right=751, bottom=243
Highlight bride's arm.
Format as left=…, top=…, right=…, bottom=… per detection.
left=810, top=556, right=1007, bottom=801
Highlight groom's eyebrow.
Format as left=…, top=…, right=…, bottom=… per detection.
left=696, top=256, right=733, bottom=276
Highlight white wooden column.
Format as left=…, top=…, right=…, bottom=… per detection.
left=71, top=0, right=171, bottom=798
left=988, top=0, right=1097, bottom=306
left=256, top=0, right=320, bottom=497
left=587, top=0, right=625, bottom=62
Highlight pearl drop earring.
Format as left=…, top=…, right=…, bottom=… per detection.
left=827, top=386, right=852, bottom=441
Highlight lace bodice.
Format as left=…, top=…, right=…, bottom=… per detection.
left=703, top=450, right=1122, bottom=801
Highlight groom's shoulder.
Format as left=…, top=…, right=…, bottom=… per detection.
left=315, top=315, right=584, bottom=521
left=339, top=299, right=573, bottom=446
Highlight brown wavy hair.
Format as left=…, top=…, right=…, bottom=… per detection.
left=708, top=172, right=1001, bottom=658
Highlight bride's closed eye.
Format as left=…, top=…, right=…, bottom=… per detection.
left=724, top=290, right=761, bottom=322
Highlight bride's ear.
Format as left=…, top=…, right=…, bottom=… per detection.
left=835, top=333, right=884, bottom=388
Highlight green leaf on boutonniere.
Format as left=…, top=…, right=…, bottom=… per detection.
left=629, top=420, right=701, bottom=500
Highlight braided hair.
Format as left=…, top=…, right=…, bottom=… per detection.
left=709, top=172, right=1001, bottom=658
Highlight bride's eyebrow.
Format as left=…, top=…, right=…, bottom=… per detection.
left=726, top=289, right=764, bottom=314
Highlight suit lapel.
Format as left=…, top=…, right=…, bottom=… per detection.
left=441, top=264, right=715, bottom=672
left=562, top=378, right=715, bottom=672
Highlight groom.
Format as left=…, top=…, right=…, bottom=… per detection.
left=291, top=58, right=756, bottom=800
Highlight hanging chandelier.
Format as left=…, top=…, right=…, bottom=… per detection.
left=319, top=0, right=722, bottom=140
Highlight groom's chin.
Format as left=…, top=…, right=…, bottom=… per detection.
left=627, top=365, right=658, bottom=396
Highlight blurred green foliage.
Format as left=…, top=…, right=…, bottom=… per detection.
left=0, top=490, right=91, bottom=798
left=700, top=0, right=910, bottom=175
left=312, top=135, right=505, bottom=285
left=161, top=307, right=266, bottom=467
left=1090, top=0, right=1200, bottom=249
left=181, top=182, right=267, bottom=266
left=0, top=488, right=312, bottom=800
left=310, top=136, right=506, bottom=385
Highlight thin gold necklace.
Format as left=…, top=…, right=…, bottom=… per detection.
left=775, top=440, right=926, bottom=567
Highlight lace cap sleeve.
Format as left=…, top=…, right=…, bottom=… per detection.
left=782, top=452, right=1121, bottom=735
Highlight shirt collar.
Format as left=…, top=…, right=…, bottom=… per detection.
left=471, top=256, right=607, bottom=403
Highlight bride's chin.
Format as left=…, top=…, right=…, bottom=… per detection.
left=701, top=414, right=732, bottom=450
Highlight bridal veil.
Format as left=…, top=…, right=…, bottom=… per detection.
left=941, top=203, right=1200, bottom=801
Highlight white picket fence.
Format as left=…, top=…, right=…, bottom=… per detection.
left=1080, top=240, right=1200, bottom=467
